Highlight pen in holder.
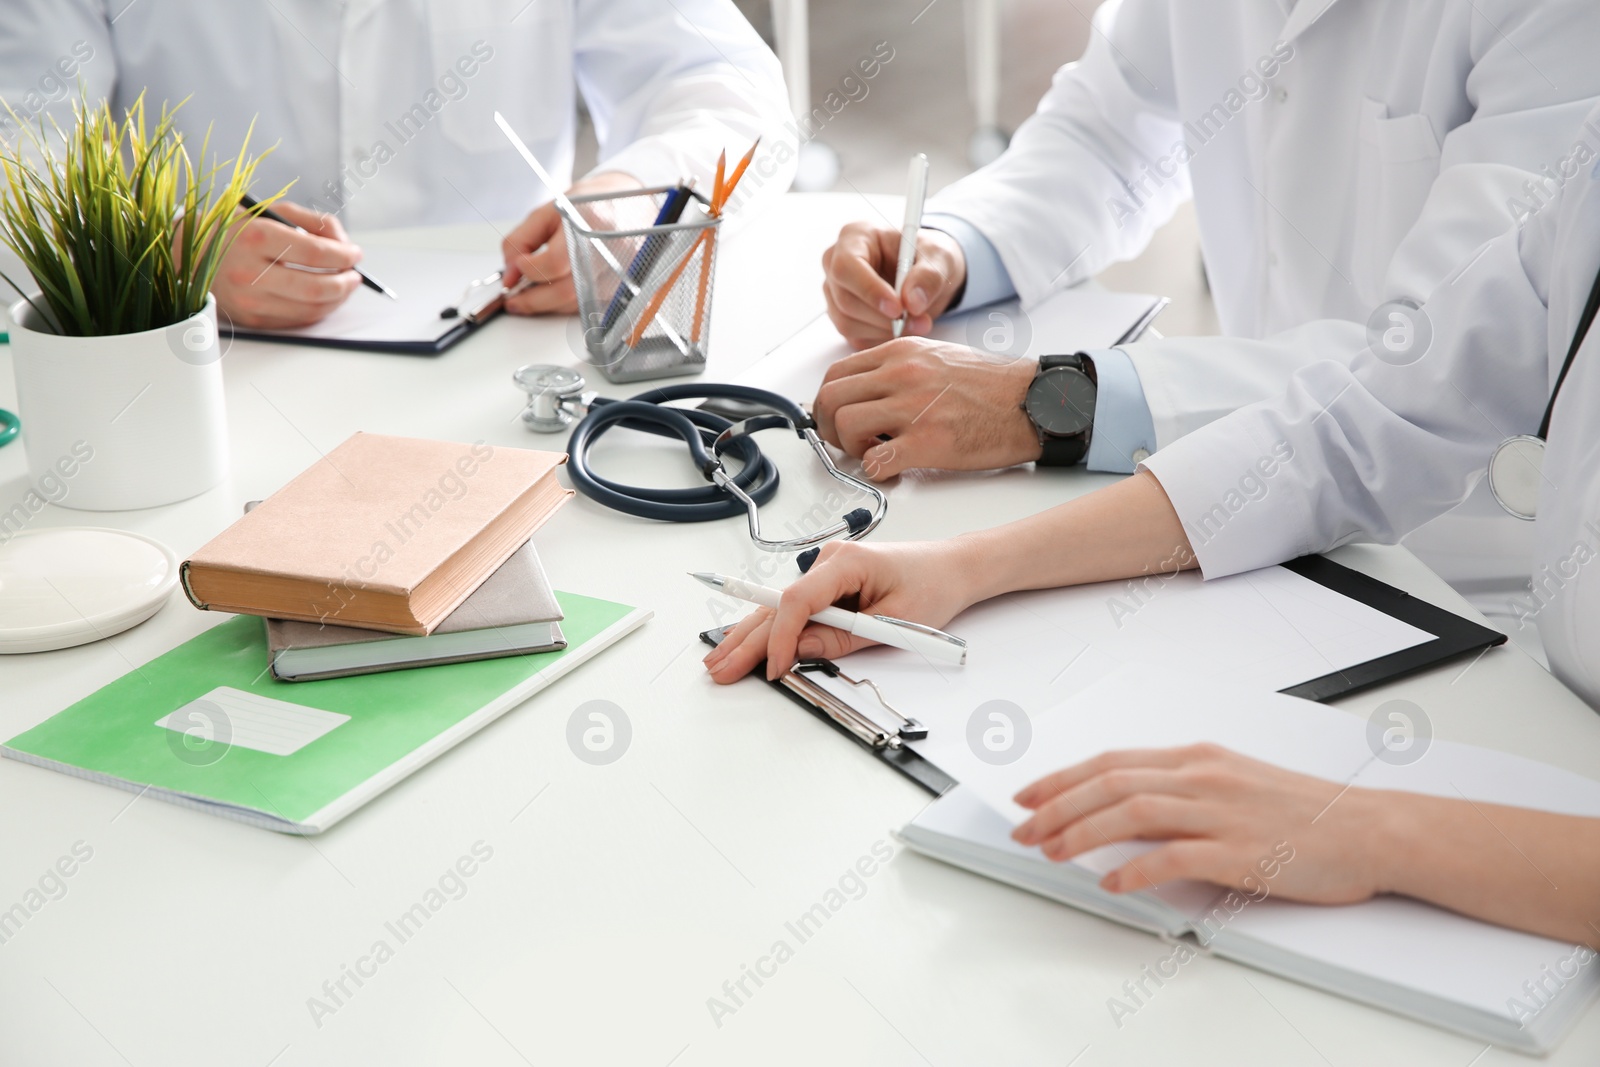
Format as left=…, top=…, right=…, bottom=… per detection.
left=559, top=184, right=721, bottom=383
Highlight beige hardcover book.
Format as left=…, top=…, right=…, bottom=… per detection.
left=181, top=433, right=571, bottom=634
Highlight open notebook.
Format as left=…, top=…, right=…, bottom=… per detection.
left=226, top=245, right=504, bottom=354
left=3, top=593, right=648, bottom=834
left=897, top=670, right=1600, bottom=1053
left=736, top=285, right=1166, bottom=399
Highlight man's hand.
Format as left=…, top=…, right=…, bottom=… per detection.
left=822, top=222, right=966, bottom=348
left=812, top=338, right=1042, bottom=479
left=212, top=201, right=364, bottom=330
left=501, top=171, right=641, bottom=316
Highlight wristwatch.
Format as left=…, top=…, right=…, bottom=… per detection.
left=1022, top=353, right=1098, bottom=466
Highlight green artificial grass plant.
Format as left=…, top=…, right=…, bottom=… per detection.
left=0, top=91, right=287, bottom=337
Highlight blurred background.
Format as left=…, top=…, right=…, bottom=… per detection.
left=574, top=0, right=1221, bottom=338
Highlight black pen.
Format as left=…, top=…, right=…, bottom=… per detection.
left=239, top=194, right=397, bottom=300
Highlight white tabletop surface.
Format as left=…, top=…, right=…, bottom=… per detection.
left=3, top=193, right=1599, bottom=1067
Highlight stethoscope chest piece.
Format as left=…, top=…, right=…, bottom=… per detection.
left=514, top=364, right=593, bottom=433
left=1488, top=434, right=1545, bottom=521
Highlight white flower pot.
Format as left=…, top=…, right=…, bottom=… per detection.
left=7, top=295, right=229, bottom=511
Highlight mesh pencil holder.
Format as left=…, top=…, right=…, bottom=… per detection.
left=559, top=185, right=721, bottom=384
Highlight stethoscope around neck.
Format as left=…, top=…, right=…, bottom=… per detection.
left=513, top=365, right=887, bottom=551
left=1487, top=258, right=1600, bottom=521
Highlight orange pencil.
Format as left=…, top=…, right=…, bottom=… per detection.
left=714, top=138, right=760, bottom=215
left=691, top=138, right=759, bottom=342
left=691, top=226, right=715, bottom=343
left=634, top=139, right=761, bottom=347
left=627, top=228, right=711, bottom=347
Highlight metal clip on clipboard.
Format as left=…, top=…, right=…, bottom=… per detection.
left=699, top=626, right=955, bottom=796
left=793, top=661, right=927, bottom=741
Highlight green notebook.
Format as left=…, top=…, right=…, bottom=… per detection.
left=3, top=592, right=649, bottom=834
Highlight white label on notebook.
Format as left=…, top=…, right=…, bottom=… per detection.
left=155, top=687, right=350, bottom=757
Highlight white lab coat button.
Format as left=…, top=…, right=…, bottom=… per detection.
left=1132, top=448, right=1151, bottom=464
left=1267, top=251, right=1279, bottom=267
left=1275, top=87, right=1288, bottom=103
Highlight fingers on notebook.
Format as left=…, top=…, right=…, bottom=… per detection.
left=1101, top=840, right=1238, bottom=894
left=1012, top=747, right=1199, bottom=809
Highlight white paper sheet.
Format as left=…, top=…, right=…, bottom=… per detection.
left=804, top=563, right=1432, bottom=779
left=736, top=286, right=1165, bottom=400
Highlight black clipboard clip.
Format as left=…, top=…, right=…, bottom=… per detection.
left=699, top=626, right=955, bottom=796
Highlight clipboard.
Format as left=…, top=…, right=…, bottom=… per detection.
left=699, top=627, right=958, bottom=796
left=225, top=246, right=506, bottom=356
left=699, top=554, right=1506, bottom=797
left=1276, top=555, right=1506, bottom=701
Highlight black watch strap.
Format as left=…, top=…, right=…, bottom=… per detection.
left=1038, top=430, right=1090, bottom=466
left=1033, top=354, right=1096, bottom=467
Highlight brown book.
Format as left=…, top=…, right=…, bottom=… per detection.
left=180, top=433, right=571, bottom=634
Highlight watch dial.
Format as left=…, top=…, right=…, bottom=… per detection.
left=1026, top=368, right=1097, bottom=436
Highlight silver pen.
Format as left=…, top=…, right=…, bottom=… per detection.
left=891, top=153, right=930, bottom=338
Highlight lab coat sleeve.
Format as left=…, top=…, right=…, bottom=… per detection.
left=0, top=1, right=115, bottom=154
left=1124, top=0, right=1600, bottom=449
left=1140, top=211, right=1560, bottom=579
left=922, top=0, right=1187, bottom=306
left=571, top=0, right=795, bottom=210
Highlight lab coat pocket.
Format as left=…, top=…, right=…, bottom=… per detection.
left=1351, top=98, right=1441, bottom=305
left=427, top=0, right=574, bottom=155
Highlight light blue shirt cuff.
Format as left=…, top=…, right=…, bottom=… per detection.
left=1083, top=348, right=1158, bottom=474
left=921, top=212, right=1016, bottom=313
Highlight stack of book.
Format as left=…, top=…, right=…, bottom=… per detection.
left=2, top=433, right=652, bottom=834
left=181, top=432, right=575, bottom=681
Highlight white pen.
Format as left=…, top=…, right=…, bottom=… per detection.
left=891, top=152, right=930, bottom=339
left=691, top=571, right=966, bottom=666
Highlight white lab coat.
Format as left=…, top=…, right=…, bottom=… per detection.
left=928, top=0, right=1600, bottom=602
left=0, top=0, right=794, bottom=231
left=1143, top=104, right=1600, bottom=706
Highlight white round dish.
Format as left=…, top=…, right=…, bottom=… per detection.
left=0, top=527, right=180, bottom=654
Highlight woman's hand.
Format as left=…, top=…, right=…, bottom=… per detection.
left=1012, top=743, right=1385, bottom=905
left=703, top=538, right=985, bottom=684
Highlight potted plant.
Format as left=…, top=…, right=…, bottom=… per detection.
left=0, top=92, right=283, bottom=510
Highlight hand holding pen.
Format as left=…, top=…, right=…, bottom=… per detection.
left=239, top=195, right=395, bottom=300
left=819, top=155, right=970, bottom=349
left=701, top=539, right=979, bottom=684
left=210, top=198, right=381, bottom=330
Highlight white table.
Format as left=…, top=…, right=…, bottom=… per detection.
left=3, top=194, right=1598, bottom=1067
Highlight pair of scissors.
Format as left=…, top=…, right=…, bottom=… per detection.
left=0, top=408, right=17, bottom=449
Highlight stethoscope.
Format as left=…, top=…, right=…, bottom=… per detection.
left=512, top=365, right=887, bottom=551
left=1486, top=257, right=1600, bottom=520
